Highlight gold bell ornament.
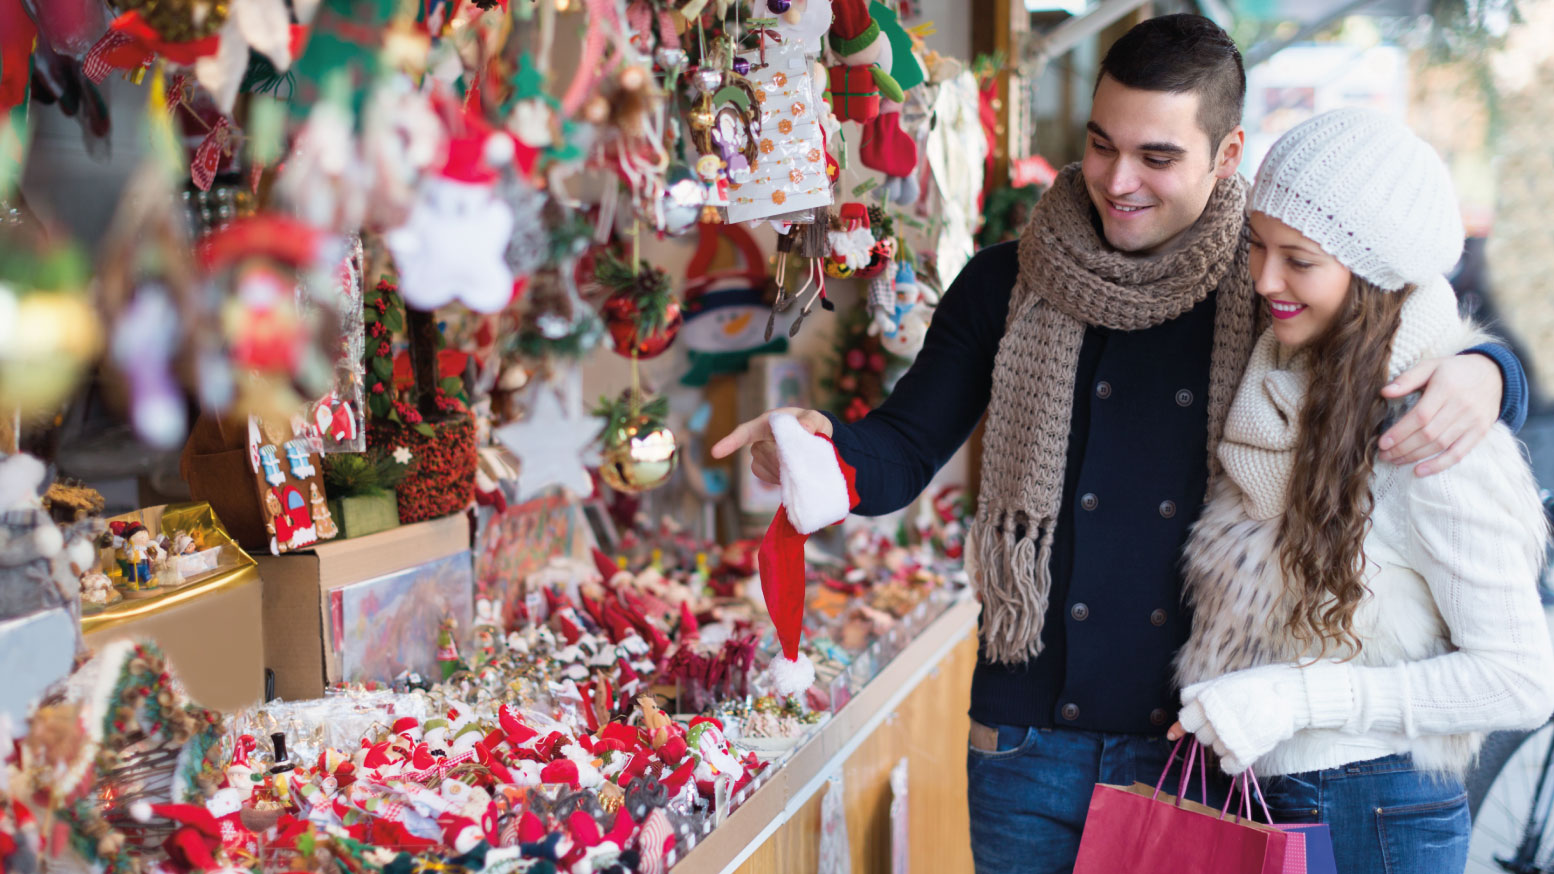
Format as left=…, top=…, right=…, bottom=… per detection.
left=592, top=383, right=678, bottom=494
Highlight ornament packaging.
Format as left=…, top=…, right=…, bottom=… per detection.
left=726, top=42, right=833, bottom=224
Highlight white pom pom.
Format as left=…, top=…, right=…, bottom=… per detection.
left=483, top=133, right=515, bottom=168
left=33, top=524, right=63, bottom=558
left=768, top=653, right=815, bottom=699
left=129, top=800, right=154, bottom=823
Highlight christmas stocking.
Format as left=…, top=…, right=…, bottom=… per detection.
left=859, top=101, right=918, bottom=179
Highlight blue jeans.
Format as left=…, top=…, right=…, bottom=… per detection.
left=966, top=723, right=1231, bottom=874
left=1260, top=753, right=1470, bottom=874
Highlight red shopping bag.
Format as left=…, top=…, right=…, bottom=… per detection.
left=1074, top=741, right=1294, bottom=874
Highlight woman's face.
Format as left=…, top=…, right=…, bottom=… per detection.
left=1248, top=212, right=1353, bottom=349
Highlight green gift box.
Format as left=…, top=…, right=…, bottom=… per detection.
left=328, top=493, right=401, bottom=540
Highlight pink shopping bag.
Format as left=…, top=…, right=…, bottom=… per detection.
left=1073, top=740, right=1294, bottom=874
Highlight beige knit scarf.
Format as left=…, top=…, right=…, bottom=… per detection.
left=972, top=164, right=1259, bottom=665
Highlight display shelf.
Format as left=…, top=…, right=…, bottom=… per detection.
left=672, top=595, right=981, bottom=873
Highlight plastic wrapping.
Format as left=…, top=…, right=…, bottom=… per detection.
left=727, top=42, right=834, bottom=224
left=298, top=234, right=367, bottom=453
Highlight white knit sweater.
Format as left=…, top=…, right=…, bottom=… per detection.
left=1176, top=276, right=1554, bottom=777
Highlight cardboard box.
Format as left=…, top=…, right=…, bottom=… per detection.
left=84, top=560, right=264, bottom=713
left=85, top=503, right=265, bottom=713
left=257, top=513, right=470, bottom=701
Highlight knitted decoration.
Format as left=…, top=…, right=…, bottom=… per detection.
left=1250, top=108, right=1464, bottom=292
left=972, top=164, right=1258, bottom=665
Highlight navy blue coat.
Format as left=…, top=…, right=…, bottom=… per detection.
left=825, top=241, right=1528, bottom=735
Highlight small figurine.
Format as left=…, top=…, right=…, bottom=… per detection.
left=115, top=521, right=160, bottom=593
left=435, top=616, right=467, bottom=681
left=470, top=598, right=505, bottom=668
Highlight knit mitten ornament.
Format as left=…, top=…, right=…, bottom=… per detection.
left=758, top=414, right=859, bottom=684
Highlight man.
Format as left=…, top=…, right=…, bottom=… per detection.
left=712, top=14, right=1527, bottom=873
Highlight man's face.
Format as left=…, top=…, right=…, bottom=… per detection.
left=1082, top=75, right=1241, bottom=255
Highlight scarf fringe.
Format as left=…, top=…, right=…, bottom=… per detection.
left=971, top=511, right=1053, bottom=665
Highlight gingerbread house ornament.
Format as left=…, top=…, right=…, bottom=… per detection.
left=247, top=415, right=337, bottom=553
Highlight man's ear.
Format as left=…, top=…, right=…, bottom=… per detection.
left=1214, top=125, right=1245, bottom=180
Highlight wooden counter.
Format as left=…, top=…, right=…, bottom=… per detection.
left=674, top=596, right=981, bottom=874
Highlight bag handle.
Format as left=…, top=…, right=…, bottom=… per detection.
left=1150, top=738, right=1210, bottom=808
left=1220, top=769, right=1277, bottom=824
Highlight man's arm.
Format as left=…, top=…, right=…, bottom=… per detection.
left=1379, top=342, right=1529, bottom=476
left=712, top=244, right=1017, bottom=515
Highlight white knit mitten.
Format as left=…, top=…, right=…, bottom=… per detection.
left=1179, top=661, right=1357, bottom=774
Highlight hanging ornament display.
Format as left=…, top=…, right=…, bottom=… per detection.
left=593, top=389, right=678, bottom=495
left=594, top=250, right=682, bottom=360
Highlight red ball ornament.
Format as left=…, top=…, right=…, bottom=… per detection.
left=603, top=290, right=683, bottom=359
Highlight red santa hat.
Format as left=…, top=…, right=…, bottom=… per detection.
left=130, top=802, right=223, bottom=872
left=828, top=0, right=876, bottom=44
left=757, top=414, right=858, bottom=671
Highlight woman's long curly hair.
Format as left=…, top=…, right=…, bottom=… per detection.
left=1280, top=275, right=1414, bottom=658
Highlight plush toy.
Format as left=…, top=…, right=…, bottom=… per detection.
left=825, top=0, right=902, bottom=124
left=877, top=262, right=936, bottom=358
left=0, top=453, right=74, bottom=621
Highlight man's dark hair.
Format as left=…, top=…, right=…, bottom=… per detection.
left=1096, top=14, right=1246, bottom=154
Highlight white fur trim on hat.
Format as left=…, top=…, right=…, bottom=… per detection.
left=771, top=413, right=850, bottom=534
left=1250, top=107, right=1464, bottom=291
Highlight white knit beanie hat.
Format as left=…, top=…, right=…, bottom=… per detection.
left=1249, top=107, right=1464, bottom=291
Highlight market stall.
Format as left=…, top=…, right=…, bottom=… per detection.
left=0, top=0, right=996, bottom=871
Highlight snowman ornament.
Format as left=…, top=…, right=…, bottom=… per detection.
left=386, top=132, right=517, bottom=314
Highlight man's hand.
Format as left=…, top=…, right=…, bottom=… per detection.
left=1379, top=354, right=1503, bottom=477
left=710, top=408, right=834, bottom=485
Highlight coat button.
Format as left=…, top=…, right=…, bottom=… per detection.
left=1080, top=493, right=1098, bottom=511
left=1176, top=389, right=1194, bottom=407
left=1096, top=381, right=1112, bottom=399
left=1159, top=500, right=1177, bottom=519
left=1150, top=709, right=1168, bottom=726
left=1150, top=609, right=1168, bottom=627
left=1071, top=603, right=1090, bottom=621
left=1061, top=703, right=1080, bottom=721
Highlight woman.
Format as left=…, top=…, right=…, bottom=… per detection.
left=1167, top=107, right=1554, bottom=872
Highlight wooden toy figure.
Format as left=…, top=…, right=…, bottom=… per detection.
left=117, top=521, right=159, bottom=592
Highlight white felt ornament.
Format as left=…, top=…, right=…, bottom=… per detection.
left=385, top=134, right=516, bottom=314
